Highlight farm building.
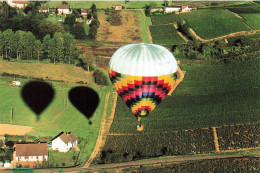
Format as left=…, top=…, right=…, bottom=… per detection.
left=37, top=6, right=49, bottom=13
left=7, top=0, right=27, bottom=8
left=56, top=4, right=71, bottom=15
left=51, top=132, right=78, bottom=152
left=81, top=9, right=87, bottom=16
left=112, top=4, right=122, bottom=10
left=15, top=143, right=48, bottom=162
left=165, top=5, right=193, bottom=13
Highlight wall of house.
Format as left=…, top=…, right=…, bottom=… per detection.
left=16, top=155, right=48, bottom=162
left=58, top=9, right=70, bottom=15
left=52, top=138, right=69, bottom=152
left=165, top=7, right=181, bottom=13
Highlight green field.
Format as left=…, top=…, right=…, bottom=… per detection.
left=110, top=60, right=260, bottom=134
left=240, top=13, right=260, bottom=30
left=47, top=1, right=164, bottom=9
left=132, top=10, right=150, bottom=43
left=0, top=74, right=113, bottom=165
left=151, top=9, right=250, bottom=39
left=149, top=25, right=185, bottom=45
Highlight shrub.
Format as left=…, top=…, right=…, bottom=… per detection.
left=93, top=70, right=108, bottom=86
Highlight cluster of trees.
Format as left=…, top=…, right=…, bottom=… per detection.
left=0, top=1, right=65, bottom=40
left=0, top=148, right=13, bottom=162
left=0, top=29, right=79, bottom=64
left=173, top=38, right=260, bottom=62
left=88, top=4, right=100, bottom=39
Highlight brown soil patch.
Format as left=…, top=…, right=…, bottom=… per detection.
left=0, top=124, right=34, bottom=135
left=0, top=61, right=95, bottom=85
left=96, top=11, right=142, bottom=43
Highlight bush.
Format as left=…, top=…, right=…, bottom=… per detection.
left=93, top=70, right=108, bottom=86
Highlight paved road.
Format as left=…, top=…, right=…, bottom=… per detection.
left=24, top=155, right=246, bottom=173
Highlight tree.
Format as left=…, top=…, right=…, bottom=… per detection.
left=34, top=40, right=43, bottom=61
left=2, top=29, right=15, bottom=59
left=63, top=33, right=75, bottom=64
left=53, top=32, right=64, bottom=63
left=105, top=8, right=110, bottom=15
left=0, top=31, right=4, bottom=58
left=82, top=51, right=95, bottom=72
left=71, top=23, right=87, bottom=39
left=72, top=8, right=80, bottom=18
left=90, top=4, right=97, bottom=13
left=145, top=2, right=157, bottom=16
left=42, top=34, right=51, bottom=59
left=62, top=1, right=68, bottom=5
left=64, top=14, right=76, bottom=27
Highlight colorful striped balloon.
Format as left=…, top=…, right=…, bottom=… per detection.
left=109, top=43, right=178, bottom=117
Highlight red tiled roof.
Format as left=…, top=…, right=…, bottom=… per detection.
left=16, top=143, right=48, bottom=157
left=81, top=9, right=87, bottom=13
left=12, top=1, right=28, bottom=4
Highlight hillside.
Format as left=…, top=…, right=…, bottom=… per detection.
left=0, top=61, right=95, bottom=85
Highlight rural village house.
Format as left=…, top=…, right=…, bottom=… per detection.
left=81, top=9, right=87, bottom=16
left=51, top=132, right=78, bottom=152
left=165, top=5, right=192, bottom=13
left=56, top=4, right=71, bottom=15
left=15, top=143, right=48, bottom=162
left=38, top=6, right=49, bottom=13
left=112, top=4, right=122, bottom=10
left=7, top=0, right=28, bottom=8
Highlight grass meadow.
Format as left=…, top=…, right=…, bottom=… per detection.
left=110, top=59, right=260, bottom=134
left=0, top=73, right=113, bottom=165
left=240, top=13, right=260, bottom=30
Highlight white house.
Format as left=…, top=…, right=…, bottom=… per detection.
left=165, top=5, right=193, bottom=13
left=181, top=5, right=192, bottom=12
left=112, top=4, right=122, bottom=10
left=165, top=6, right=182, bottom=13
left=15, top=143, right=48, bottom=162
left=51, top=132, right=78, bottom=152
left=7, top=0, right=28, bottom=8
left=56, top=4, right=71, bottom=15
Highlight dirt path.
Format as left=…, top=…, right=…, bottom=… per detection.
left=212, top=127, right=220, bottom=152
left=0, top=124, right=34, bottom=135
left=86, top=155, right=245, bottom=171
left=83, top=91, right=111, bottom=168
left=189, top=28, right=260, bottom=43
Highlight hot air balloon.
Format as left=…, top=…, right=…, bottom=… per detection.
left=109, top=43, right=178, bottom=131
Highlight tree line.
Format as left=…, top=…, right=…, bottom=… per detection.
left=173, top=37, right=260, bottom=63
left=0, top=29, right=79, bottom=64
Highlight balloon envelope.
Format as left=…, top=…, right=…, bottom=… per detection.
left=109, top=43, right=178, bottom=117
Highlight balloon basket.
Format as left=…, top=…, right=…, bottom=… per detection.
left=137, top=124, right=143, bottom=131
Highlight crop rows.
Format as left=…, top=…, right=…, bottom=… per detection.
left=150, top=9, right=250, bottom=39
left=149, top=25, right=185, bottom=45
left=217, top=123, right=260, bottom=150
left=98, top=128, right=215, bottom=163
left=122, top=157, right=260, bottom=173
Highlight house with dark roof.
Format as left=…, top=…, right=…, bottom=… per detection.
left=15, top=143, right=48, bottom=162
left=51, top=132, right=78, bottom=152
left=38, top=6, right=49, bottom=13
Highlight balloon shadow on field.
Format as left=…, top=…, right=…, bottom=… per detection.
left=21, top=81, right=55, bottom=121
left=68, top=86, right=99, bottom=125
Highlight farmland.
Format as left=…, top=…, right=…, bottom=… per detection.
left=149, top=25, right=185, bottom=45
left=0, top=61, right=113, bottom=166
left=150, top=9, right=250, bottom=40
left=240, top=14, right=260, bottom=30
left=98, top=59, right=260, bottom=163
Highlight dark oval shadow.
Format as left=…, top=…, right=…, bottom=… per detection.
left=21, top=81, right=55, bottom=121
left=68, top=86, right=99, bottom=125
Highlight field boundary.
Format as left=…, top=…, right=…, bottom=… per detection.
left=189, top=28, right=260, bottom=43
left=212, top=127, right=220, bottom=152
